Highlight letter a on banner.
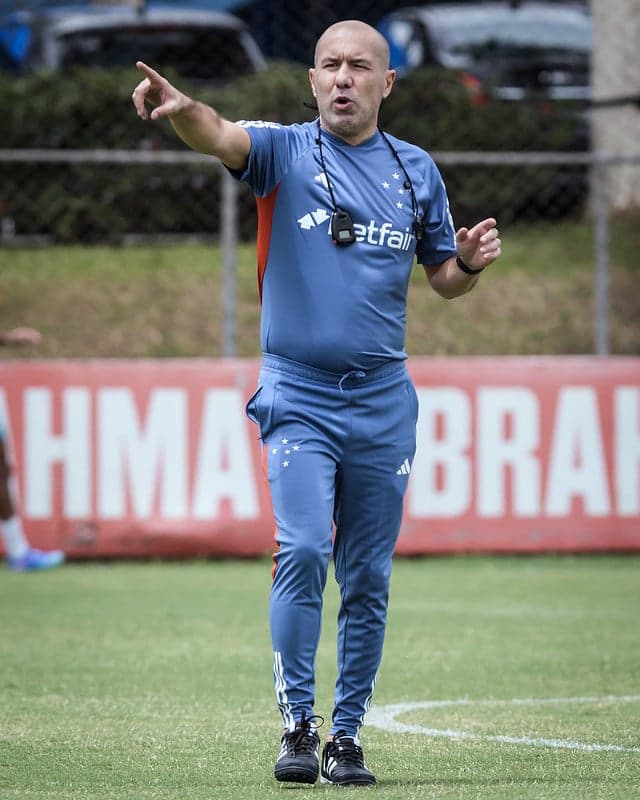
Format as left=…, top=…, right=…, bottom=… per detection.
left=193, top=389, right=259, bottom=520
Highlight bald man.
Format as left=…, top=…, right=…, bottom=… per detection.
left=132, top=20, right=501, bottom=786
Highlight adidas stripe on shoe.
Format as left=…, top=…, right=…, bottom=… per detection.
left=274, top=713, right=321, bottom=784
left=320, top=732, right=376, bottom=786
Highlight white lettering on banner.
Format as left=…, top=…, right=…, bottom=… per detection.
left=0, top=389, right=10, bottom=441
left=7, top=377, right=636, bottom=526
left=410, top=388, right=471, bottom=517
left=25, top=388, right=90, bottom=518
left=98, top=389, right=188, bottom=518
left=0, top=391, right=18, bottom=496
left=545, top=387, right=610, bottom=516
left=615, top=387, right=640, bottom=515
left=192, top=389, right=259, bottom=519
left=477, top=388, right=540, bottom=517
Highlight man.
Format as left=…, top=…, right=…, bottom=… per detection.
left=132, top=20, right=501, bottom=786
left=1, top=326, right=65, bottom=571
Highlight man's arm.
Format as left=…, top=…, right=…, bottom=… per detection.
left=131, top=61, right=251, bottom=171
left=424, top=217, right=501, bottom=299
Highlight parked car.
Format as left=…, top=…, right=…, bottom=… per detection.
left=376, top=1, right=592, bottom=220
left=376, top=1, right=591, bottom=117
left=0, top=3, right=266, bottom=82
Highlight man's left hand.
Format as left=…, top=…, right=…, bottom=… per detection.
left=455, top=218, right=501, bottom=270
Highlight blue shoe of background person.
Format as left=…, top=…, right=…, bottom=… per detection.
left=6, top=548, right=65, bottom=572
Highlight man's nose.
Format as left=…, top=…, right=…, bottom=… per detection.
left=335, top=64, right=353, bottom=87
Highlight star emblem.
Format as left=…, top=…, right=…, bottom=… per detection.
left=396, top=201, right=403, bottom=209
left=273, top=437, right=301, bottom=469
left=392, top=171, right=400, bottom=180
left=381, top=181, right=390, bottom=189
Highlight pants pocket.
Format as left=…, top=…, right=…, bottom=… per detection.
left=405, top=376, right=419, bottom=426
left=245, top=372, right=279, bottom=440
left=245, top=386, right=263, bottom=426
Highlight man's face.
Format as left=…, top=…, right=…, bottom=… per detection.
left=309, top=22, right=396, bottom=145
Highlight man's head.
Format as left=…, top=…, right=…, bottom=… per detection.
left=309, top=20, right=396, bottom=145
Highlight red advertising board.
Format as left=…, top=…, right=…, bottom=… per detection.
left=1, top=357, right=638, bottom=557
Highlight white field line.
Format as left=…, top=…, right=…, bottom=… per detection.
left=366, top=695, right=640, bottom=753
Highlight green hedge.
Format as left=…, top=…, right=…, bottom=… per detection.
left=0, top=62, right=587, bottom=241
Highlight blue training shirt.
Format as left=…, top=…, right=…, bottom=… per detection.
left=233, top=120, right=457, bottom=373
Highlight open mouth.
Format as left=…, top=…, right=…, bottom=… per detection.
left=333, top=95, right=355, bottom=111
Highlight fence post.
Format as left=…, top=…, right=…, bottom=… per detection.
left=592, top=154, right=610, bottom=356
left=220, top=168, right=238, bottom=357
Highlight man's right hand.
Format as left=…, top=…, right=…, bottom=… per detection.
left=131, top=61, right=193, bottom=121
left=130, top=60, right=251, bottom=169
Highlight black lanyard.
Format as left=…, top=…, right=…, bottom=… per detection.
left=316, top=119, right=424, bottom=250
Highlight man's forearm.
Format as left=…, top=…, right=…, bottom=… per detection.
left=169, top=99, right=224, bottom=155
left=169, top=100, right=250, bottom=170
left=424, top=256, right=481, bottom=299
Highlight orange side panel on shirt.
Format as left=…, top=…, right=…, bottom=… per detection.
left=255, top=187, right=279, bottom=303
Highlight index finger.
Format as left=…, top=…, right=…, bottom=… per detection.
left=468, top=217, right=496, bottom=240
left=476, top=217, right=497, bottom=232
left=135, top=60, right=161, bottom=81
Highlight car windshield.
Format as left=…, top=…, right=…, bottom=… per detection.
left=431, top=10, right=591, bottom=58
left=58, top=24, right=254, bottom=80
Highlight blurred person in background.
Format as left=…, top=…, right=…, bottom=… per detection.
left=132, top=19, right=500, bottom=786
left=1, top=326, right=65, bottom=572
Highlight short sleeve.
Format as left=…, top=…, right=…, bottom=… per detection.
left=229, top=121, right=307, bottom=198
left=418, top=161, right=457, bottom=265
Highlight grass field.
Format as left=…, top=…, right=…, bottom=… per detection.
left=0, top=217, right=638, bottom=358
left=1, top=556, right=639, bottom=799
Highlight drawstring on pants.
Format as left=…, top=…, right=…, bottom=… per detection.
left=337, top=370, right=366, bottom=392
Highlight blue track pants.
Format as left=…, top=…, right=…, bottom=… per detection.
left=246, top=354, right=418, bottom=738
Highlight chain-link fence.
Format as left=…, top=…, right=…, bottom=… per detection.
left=0, top=0, right=639, bottom=353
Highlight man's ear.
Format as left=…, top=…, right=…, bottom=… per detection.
left=309, top=68, right=317, bottom=97
left=382, top=68, right=397, bottom=99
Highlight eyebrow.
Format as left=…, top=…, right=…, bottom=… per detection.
left=319, top=54, right=374, bottom=66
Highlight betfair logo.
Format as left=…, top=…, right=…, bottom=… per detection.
left=297, top=208, right=331, bottom=231
left=297, top=208, right=415, bottom=252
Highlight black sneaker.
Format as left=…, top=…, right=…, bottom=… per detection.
left=320, top=731, right=376, bottom=786
left=274, top=713, right=321, bottom=784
